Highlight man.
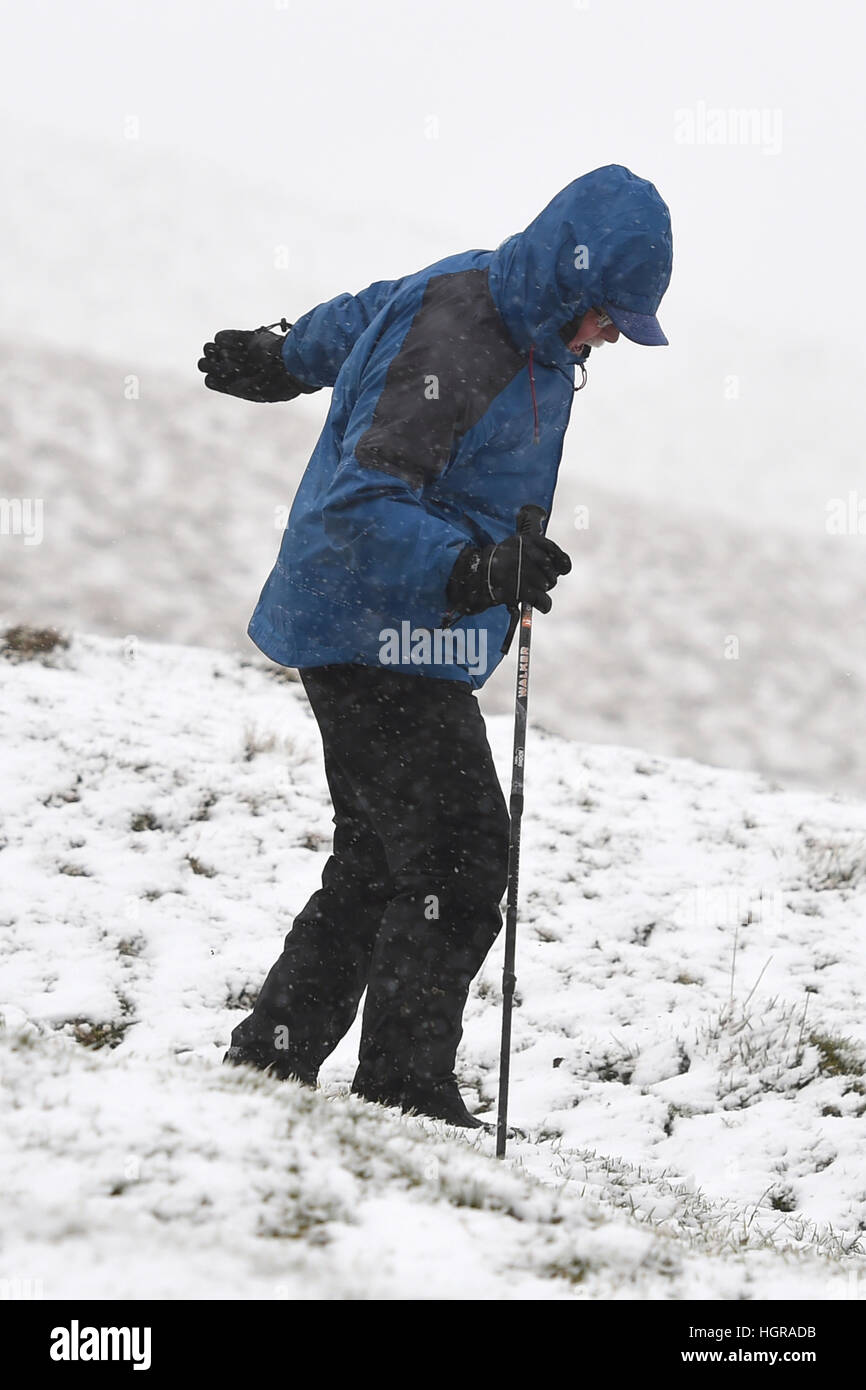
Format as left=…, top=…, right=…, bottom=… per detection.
left=199, top=163, right=672, bottom=1127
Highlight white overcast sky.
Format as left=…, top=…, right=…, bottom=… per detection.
left=3, top=0, right=865, bottom=528
left=4, top=0, right=865, bottom=345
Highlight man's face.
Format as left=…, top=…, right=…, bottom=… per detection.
left=565, top=307, right=620, bottom=353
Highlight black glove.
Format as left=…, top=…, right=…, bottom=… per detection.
left=447, top=529, right=571, bottom=616
left=198, top=327, right=319, bottom=402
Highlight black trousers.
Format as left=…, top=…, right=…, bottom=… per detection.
left=230, top=663, right=510, bottom=1090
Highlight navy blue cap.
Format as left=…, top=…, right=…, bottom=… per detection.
left=603, top=302, right=668, bottom=346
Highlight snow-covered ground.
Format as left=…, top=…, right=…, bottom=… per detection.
left=2, top=630, right=865, bottom=1299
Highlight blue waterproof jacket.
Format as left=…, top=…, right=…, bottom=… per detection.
left=249, top=164, right=672, bottom=688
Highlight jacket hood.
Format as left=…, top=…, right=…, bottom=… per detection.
left=487, top=164, right=673, bottom=370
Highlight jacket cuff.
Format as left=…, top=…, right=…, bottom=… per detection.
left=280, top=334, right=321, bottom=394
left=446, top=544, right=487, bottom=614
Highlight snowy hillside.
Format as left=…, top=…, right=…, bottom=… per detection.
left=5, top=337, right=866, bottom=796
left=2, top=628, right=865, bottom=1299
left=0, top=120, right=458, bottom=375
left=0, top=338, right=321, bottom=646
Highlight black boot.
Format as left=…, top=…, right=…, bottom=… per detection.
left=352, top=896, right=503, bottom=1132
left=352, top=1074, right=489, bottom=1129
left=222, top=1046, right=317, bottom=1087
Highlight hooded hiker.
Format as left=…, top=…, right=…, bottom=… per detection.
left=199, top=163, right=673, bottom=1126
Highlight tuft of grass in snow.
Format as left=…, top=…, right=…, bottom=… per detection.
left=238, top=656, right=300, bottom=685
left=297, top=830, right=329, bottom=851
left=42, top=780, right=82, bottom=807
left=804, top=833, right=866, bottom=891
left=769, top=1185, right=798, bottom=1213
left=809, top=1032, right=866, bottom=1080
left=117, top=937, right=145, bottom=958
left=225, top=986, right=259, bottom=1011
left=191, top=791, right=218, bottom=822
left=185, top=854, right=217, bottom=878
left=1, top=624, right=69, bottom=662
left=595, top=1040, right=640, bottom=1086
left=243, top=725, right=278, bottom=761
left=241, top=723, right=305, bottom=766
left=70, top=1015, right=134, bottom=1050
left=685, top=992, right=866, bottom=1120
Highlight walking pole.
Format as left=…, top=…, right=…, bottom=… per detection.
left=496, top=503, right=547, bottom=1158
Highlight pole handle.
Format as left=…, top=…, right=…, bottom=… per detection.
left=499, top=505, right=548, bottom=655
